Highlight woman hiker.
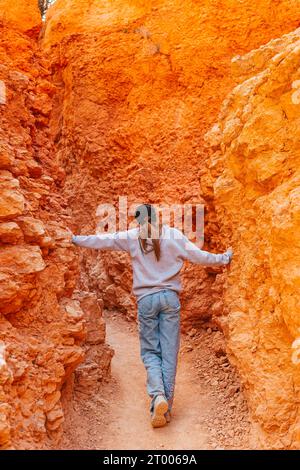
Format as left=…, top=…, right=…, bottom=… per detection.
left=71, top=204, right=233, bottom=428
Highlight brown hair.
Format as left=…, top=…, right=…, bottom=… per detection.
left=134, top=204, right=161, bottom=261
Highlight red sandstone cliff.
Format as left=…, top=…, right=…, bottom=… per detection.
left=41, top=0, right=300, bottom=449
left=1, top=0, right=300, bottom=450
left=0, top=0, right=112, bottom=449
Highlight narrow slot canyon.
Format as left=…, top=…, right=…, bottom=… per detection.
left=0, top=0, right=300, bottom=451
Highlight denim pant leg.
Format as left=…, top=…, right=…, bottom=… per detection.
left=159, top=291, right=181, bottom=411
left=138, top=297, right=166, bottom=410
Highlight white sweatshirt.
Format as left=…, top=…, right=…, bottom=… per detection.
left=72, top=225, right=232, bottom=301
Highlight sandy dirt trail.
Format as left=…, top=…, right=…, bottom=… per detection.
left=60, top=313, right=250, bottom=450
left=101, top=315, right=211, bottom=450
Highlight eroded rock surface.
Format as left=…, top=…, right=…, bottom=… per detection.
left=206, top=27, right=300, bottom=449
left=1, top=0, right=300, bottom=450
left=0, top=1, right=112, bottom=449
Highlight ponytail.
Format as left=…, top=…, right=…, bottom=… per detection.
left=139, top=222, right=161, bottom=261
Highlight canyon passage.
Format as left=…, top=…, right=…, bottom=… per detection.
left=0, top=0, right=300, bottom=450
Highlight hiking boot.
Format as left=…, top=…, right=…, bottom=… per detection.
left=165, top=411, right=171, bottom=423
left=151, top=395, right=169, bottom=428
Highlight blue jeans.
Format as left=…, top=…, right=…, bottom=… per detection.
left=137, top=289, right=181, bottom=413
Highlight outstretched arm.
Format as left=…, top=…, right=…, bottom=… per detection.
left=71, top=231, right=130, bottom=252
left=176, top=231, right=233, bottom=266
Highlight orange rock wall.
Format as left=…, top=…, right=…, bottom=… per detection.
left=0, top=0, right=42, bottom=34
left=43, top=0, right=300, bottom=328
left=206, top=28, right=300, bottom=448
left=0, top=2, right=112, bottom=449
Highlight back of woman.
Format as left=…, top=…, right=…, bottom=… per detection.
left=71, top=203, right=233, bottom=427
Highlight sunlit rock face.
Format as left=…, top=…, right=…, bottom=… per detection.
left=0, top=0, right=112, bottom=449
left=206, top=27, right=300, bottom=449
left=43, top=0, right=300, bottom=328
left=0, top=0, right=42, bottom=34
